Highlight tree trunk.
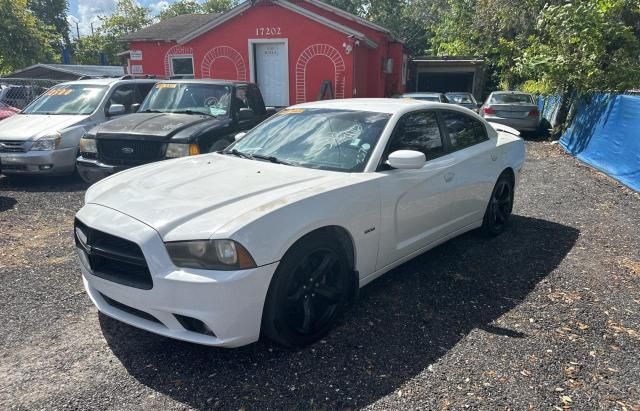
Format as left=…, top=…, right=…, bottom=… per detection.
left=551, top=85, right=575, bottom=140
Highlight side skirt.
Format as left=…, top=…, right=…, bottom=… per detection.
left=358, top=220, right=483, bottom=288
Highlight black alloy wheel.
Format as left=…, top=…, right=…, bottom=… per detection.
left=481, top=174, right=514, bottom=236
left=262, top=235, right=350, bottom=347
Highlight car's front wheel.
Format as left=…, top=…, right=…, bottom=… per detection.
left=481, top=173, right=514, bottom=236
left=262, top=234, right=350, bottom=347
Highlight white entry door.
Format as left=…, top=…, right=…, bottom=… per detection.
left=255, top=42, right=288, bottom=107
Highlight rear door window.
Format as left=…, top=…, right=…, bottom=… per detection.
left=440, top=110, right=488, bottom=151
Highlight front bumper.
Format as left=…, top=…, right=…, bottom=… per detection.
left=76, top=156, right=127, bottom=184
left=76, top=203, right=278, bottom=347
left=0, top=146, right=76, bottom=175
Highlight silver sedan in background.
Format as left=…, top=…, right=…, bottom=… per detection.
left=480, top=91, right=540, bottom=132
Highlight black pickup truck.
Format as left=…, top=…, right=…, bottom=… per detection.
left=77, top=79, right=275, bottom=183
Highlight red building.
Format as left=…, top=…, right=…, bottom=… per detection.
left=121, top=0, right=406, bottom=107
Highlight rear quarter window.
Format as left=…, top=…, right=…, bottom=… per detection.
left=441, top=110, right=489, bottom=150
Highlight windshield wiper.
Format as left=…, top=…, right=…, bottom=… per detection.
left=140, top=109, right=162, bottom=113
left=252, top=154, right=295, bottom=166
left=171, top=109, right=211, bottom=116
left=226, top=149, right=254, bottom=159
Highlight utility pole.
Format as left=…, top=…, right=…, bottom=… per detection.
left=75, top=21, right=80, bottom=39
left=90, top=22, right=94, bottom=35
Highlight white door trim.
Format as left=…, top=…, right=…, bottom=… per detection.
left=248, top=38, right=290, bottom=106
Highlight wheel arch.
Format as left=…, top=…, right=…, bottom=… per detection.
left=277, top=225, right=359, bottom=303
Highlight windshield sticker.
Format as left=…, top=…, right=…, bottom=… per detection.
left=155, top=83, right=178, bottom=89
left=46, top=88, right=73, bottom=96
left=277, top=108, right=305, bottom=115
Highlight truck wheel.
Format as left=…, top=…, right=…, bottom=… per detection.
left=209, top=139, right=231, bottom=153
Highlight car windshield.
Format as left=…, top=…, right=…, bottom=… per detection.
left=447, top=94, right=475, bottom=104
left=21, top=84, right=107, bottom=115
left=139, top=83, right=232, bottom=116
left=490, top=93, right=533, bottom=104
left=227, top=108, right=391, bottom=172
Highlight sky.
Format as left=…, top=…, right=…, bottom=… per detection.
left=66, top=0, right=173, bottom=37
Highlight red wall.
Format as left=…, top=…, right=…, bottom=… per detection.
left=127, top=1, right=405, bottom=105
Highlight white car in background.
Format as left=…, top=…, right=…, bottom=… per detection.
left=0, top=78, right=156, bottom=176
left=75, top=99, right=525, bottom=348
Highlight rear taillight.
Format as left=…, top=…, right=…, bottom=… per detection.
left=528, top=108, right=540, bottom=117
left=483, top=106, right=496, bottom=115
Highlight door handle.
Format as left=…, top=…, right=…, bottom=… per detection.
left=444, top=172, right=455, bottom=182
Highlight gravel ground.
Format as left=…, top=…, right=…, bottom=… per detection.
left=0, top=141, right=638, bottom=410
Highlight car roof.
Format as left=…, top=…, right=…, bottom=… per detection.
left=402, top=92, right=443, bottom=96
left=291, top=98, right=453, bottom=114
left=56, top=78, right=158, bottom=87
left=491, top=91, right=532, bottom=96
left=157, top=79, right=254, bottom=86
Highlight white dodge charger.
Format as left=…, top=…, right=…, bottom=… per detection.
left=75, top=98, right=525, bottom=348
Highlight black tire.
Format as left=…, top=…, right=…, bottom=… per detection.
left=262, top=234, right=351, bottom=347
left=481, top=173, right=514, bottom=236
left=209, top=139, right=232, bottom=153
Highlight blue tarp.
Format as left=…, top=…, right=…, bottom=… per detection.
left=560, top=94, right=640, bottom=191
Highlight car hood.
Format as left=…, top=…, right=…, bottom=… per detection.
left=85, top=154, right=351, bottom=241
left=0, top=114, right=88, bottom=140
left=94, top=113, right=219, bottom=140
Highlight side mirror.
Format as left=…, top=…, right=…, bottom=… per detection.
left=107, top=103, right=125, bottom=116
left=238, top=107, right=254, bottom=120
left=387, top=150, right=426, bottom=170
left=131, top=103, right=140, bottom=113
left=234, top=132, right=247, bottom=141
left=265, top=107, right=277, bottom=115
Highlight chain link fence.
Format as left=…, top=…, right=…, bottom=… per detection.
left=0, top=78, right=64, bottom=109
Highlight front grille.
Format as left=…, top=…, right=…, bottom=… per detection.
left=97, top=139, right=166, bottom=166
left=100, top=293, right=162, bottom=324
left=0, top=164, right=27, bottom=171
left=0, top=140, right=26, bottom=153
left=75, top=218, right=153, bottom=290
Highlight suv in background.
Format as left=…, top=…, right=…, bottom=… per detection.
left=0, top=78, right=157, bottom=177
left=446, top=92, right=480, bottom=113
left=77, top=79, right=275, bottom=184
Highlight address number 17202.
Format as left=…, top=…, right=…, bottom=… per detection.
left=255, top=27, right=282, bottom=36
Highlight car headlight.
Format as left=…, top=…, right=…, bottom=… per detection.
left=30, top=133, right=61, bottom=151
left=165, top=239, right=256, bottom=270
left=166, top=143, right=200, bottom=158
left=79, top=136, right=97, bottom=153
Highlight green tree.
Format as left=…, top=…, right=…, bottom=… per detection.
left=159, top=0, right=203, bottom=20
left=0, top=0, right=59, bottom=74
left=518, top=0, right=640, bottom=137
left=73, top=0, right=152, bottom=65
left=202, top=0, right=238, bottom=14
left=28, top=0, right=70, bottom=47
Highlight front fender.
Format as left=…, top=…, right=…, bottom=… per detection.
left=227, top=177, right=382, bottom=278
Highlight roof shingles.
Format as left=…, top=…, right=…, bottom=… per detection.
left=120, top=14, right=221, bottom=42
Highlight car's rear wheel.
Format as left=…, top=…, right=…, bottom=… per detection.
left=481, top=173, right=514, bottom=236
left=262, top=235, right=350, bottom=347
